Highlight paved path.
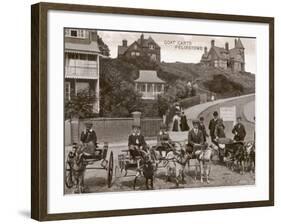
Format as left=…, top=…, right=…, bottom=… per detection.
left=184, top=94, right=255, bottom=121
left=243, top=100, right=255, bottom=123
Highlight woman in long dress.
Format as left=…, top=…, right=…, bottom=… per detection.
left=172, top=113, right=181, bottom=131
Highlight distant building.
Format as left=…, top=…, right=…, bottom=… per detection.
left=64, top=28, right=101, bottom=113
left=117, top=34, right=161, bottom=63
left=201, top=38, right=245, bottom=72
left=135, top=70, right=165, bottom=100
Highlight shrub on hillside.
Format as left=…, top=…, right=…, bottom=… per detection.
left=203, top=74, right=244, bottom=96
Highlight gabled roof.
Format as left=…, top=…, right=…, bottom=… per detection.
left=117, top=45, right=128, bottom=55
left=229, top=48, right=244, bottom=62
left=135, top=70, right=165, bottom=83
left=118, top=41, right=140, bottom=56
left=235, top=38, right=244, bottom=49
left=65, top=41, right=100, bottom=54
left=137, top=36, right=160, bottom=48
left=212, top=46, right=228, bottom=60
left=201, top=52, right=208, bottom=59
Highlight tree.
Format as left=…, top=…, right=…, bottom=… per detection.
left=157, top=94, right=170, bottom=117
left=99, top=63, right=143, bottom=117
left=97, top=35, right=110, bottom=57
left=65, top=88, right=97, bottom=119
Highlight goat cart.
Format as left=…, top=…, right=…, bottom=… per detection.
left=116, top=145, right=159, bottom=190
left=216, top=138, right=255, bottom=173
left=115, top=142, right=188, bottom=189
left=150, top=141, right=186, bottom=169
left=65, top=142, right=114, bottom=192
left=116, top=141, right=185, bottom=177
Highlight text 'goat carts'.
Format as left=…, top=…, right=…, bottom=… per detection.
left=65, top=142, right=114, bottom=193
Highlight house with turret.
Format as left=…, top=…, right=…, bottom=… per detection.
left=201, top=38, right=245, bottom=72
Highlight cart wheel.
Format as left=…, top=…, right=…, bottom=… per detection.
left=65, top=163, right=74, bottom=189
left=107, top=151, right=114, bottom=187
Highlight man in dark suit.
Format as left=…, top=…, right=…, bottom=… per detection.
left=208, top=111, right=219, bottom=144
left=232, top=117, right=246, bottom=141
left=80, top=122, right=97, bottom=155
left=186, top=120, right=204, bottom=156
left=128, top=124, right=147, bottom=160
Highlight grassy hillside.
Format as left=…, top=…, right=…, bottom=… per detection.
left=100, top=58, right=255, bottom=100
left=160, top=62, right=255, bottom=98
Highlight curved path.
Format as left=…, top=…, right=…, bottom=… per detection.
left=184, top=94, right=255, bottom=121
left=243, top=100, right=255, bottom=123
left=170, top=94, right=255, bottom=142
left=197, top=94, right=255, bottom=142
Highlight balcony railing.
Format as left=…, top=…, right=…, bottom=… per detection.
left=65, top=66, right=98, bottom=79
left=140, top=91, right=163, bottom=100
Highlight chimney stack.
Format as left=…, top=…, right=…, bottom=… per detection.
left=211, top=40, right=215, bottom=47
left=225, top=42, right=229, bottom=51
left=122, top=39, right=127, bottom=47
left=140, top=33, right=144, bottom=45
left=90, top=31, right=98, bottom=42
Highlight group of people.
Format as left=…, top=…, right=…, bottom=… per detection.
left=172, top=111, right=190, bottom=132
left=160, top=110, right=247, bottom=159
left=208, top=111, right=247, bottom=144
left=78, top=110, right=247, bottom=163
left=186, top=111, right=247, bottom=156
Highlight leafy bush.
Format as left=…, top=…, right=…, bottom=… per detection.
left=99, top=60, right=143, bottom=117
left=65, top=88, right=97, bottom=119
left=203, top=74, right=244, bottom=96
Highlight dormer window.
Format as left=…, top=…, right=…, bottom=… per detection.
left=71, top=30, right=78, bottom=37
left=65, top=29, right=87, bottom=38
left=149, top=44, right=155, bottom=50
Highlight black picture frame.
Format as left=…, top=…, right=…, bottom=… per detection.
left=31, top=2, right=274, bottom=221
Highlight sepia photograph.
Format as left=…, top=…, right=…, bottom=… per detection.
left=64, top=28, right=256, bottom=194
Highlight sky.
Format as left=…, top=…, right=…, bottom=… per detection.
left=98, top=30, right=256, bottom=74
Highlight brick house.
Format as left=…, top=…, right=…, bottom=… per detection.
left=64, top=29, right=102, bottom=113
left=118, top=34, right=161, bottom=63
left=201, top=38, right=245, bottom=72
left=135, top=70, right=165, bottom=100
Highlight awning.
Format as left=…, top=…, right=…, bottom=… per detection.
left=65, top=75, right=98, bottom=80
left=65, top=41, right=100, bottom=55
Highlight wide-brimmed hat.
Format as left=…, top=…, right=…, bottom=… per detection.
left=85, top=122, right=93, bottom=128
left=72, top=142, right=79, bottom=149
left=132, top=124, right=141, bottom=129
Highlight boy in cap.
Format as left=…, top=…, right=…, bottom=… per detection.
left=128, top=124, right=147, bottom=161
left=80, top=122, right=97, bottom=155
left=232, top=116, right=246, bottom=141
left=214, top=118, right=226, bottom=140
left=157, top=123, right=172, bottom=157
left=186, top=120, right=204, bottom=157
